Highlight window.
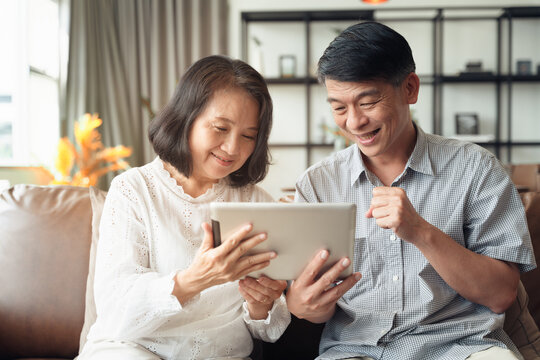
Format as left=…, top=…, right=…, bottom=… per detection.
left=0, top=0, right=65, bottom=166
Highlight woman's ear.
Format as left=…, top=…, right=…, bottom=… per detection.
left=403, top=72, right=420, bottom=105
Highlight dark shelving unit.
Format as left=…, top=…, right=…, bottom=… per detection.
left=242, top=6, right=540, bottom=167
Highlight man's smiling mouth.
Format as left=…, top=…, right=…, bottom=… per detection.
left=358, top=128, right=380, bottom=140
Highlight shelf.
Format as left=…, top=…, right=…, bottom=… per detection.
left=266, top=76, right=435, bottom=85
left=269, top=143, right=334, bottom=148
left=449, top=134, right=496, bottom=143
left=265, top=77, right=317, bottom=85
left=441, top=74, right=498, bottom=82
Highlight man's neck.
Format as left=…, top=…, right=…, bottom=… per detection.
left=362, top=124, right=417, bottom=187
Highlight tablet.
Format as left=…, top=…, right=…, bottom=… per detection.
left=210, top=202, right=356, bottom=280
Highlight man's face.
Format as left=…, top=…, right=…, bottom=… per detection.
left=325, top=74, right=419, bottom=162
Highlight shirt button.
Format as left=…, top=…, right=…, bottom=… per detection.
left=390, top=234, right=397, bottom=241
left=392, top=275, right=399, bottom=282
left=380, top=329, right=386, bottom=335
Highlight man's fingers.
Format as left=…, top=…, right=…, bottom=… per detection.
left=313, top=257, right=353, bottom=293
left=296, top=249, right=331, bottom=286
left=319, top=272, right=361, bottom=305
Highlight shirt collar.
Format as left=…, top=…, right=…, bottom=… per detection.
left=348, top=123, right=434, bottom=186
left=407, top=124, right=435, bottom=177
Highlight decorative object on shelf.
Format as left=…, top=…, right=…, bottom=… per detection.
left=517, top=59, right=532, bottom=75
left=455, top=112, right=479, bottom=135
left=459, top=60, right=493, bottom=76
left=48, top=113, right=132, bottom=187
left=279, top=55, right=296, bottom=78
left=466, top=60, right=483, bottom=72
left=362, top=0, right=388, bottom=4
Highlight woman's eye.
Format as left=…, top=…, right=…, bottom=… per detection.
left=215, top=126, right=227, bottom=132
left=242, top=134, right=256, bottom=141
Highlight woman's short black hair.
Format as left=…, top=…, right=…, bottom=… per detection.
left=148, top=55, right=272, bottom=187
left=318, top=21, right=416, bottom=87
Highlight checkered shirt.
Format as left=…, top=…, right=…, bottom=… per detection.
left=295, top=126, right=536, bottom=360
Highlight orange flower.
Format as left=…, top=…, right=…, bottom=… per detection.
left=98, top=145, right=132, bottom=162
left=54, top=137, right=75, bottom=177
left=48, top=113, right=132, bottom=187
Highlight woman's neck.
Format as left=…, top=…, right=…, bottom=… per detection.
left=162, top=161, right=217, bottom=198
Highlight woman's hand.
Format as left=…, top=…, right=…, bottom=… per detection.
left=239, top=276, right=287, bottom=320
left=173, top=222, right=276, bottom=305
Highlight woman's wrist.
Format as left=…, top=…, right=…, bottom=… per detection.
left=247, top=301, right=273, bottom=320
left=172, top=269, right=202, bottom=305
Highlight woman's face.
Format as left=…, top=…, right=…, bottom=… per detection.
left=188, top=87, right=260, bottom=185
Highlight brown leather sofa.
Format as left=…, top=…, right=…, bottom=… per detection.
left=0, top=184, right=539, bottom=360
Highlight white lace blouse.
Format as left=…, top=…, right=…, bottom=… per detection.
left=87, top=157, right=291, bottom=359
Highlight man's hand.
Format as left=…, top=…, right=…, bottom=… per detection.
left=366, top=186, right=519, bottom=313
left=286, top=249, right=361, bottom=323
left=365, top=186, right=431, bottom=244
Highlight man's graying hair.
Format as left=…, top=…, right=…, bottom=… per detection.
left=318, top=21, right=416, bottom=87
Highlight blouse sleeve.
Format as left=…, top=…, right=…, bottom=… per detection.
left=92, top=176, right=183, bottom=341
left=242, top=294, right=291, bottom=342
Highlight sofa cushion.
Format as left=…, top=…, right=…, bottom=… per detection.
left=78, top=186, right=107, bottom=353
left=0, top=185, right=92, bottom=359
left=520, top=191, right=540, bottom=327
left=504, top=281, right=540, bottom=359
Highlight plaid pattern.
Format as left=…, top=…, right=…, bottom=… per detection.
left=295, top=126, right=536, bottom=360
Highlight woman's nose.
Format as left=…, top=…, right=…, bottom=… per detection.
left=221, top=135, right=239, bottom=155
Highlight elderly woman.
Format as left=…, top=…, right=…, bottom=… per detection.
left=79, top=55, right=290, bottom=359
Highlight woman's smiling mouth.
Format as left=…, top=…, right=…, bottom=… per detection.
left=212, top=152, right=234, bottom=165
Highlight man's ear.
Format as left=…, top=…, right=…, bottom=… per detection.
left=403, top=72, right=420, bottom=105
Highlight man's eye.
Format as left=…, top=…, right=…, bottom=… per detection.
left=361, top=101, right=377, bottom=107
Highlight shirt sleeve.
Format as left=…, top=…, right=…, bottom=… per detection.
left=465, top=154, right=536, bottom=273
left=294, top=169, right=319, bottom=203
left=242, top=294, right=291, bottom=342
left=92, top=176, right=183, bottom=341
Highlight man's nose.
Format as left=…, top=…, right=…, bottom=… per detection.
left=346, top=107, right=369, bottom=130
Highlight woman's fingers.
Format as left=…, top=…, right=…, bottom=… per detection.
left=199, top=222, right=215, bottom=252
left=219, top=223, right=256, bottom=254
left=239, top=276, right=286, bottom=304
left=229, top=232, right=270, bottom=260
